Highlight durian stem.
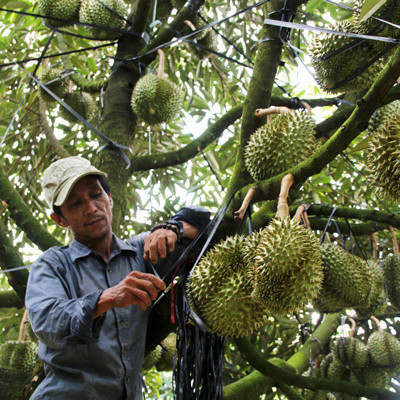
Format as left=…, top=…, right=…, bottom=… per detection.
left=293, top=205, right=312, bottom=232
left=157, top=49, right=165, bottom=78
left=293, top=205, right=305, bottom=223
left=255, top=106, right=291, bottom=118
left=371, top=232, right=378, bottom=262
left=18, top=309, right=29, bottom=341
left=347, top=317, right=356, bottom=337
left=370, top=316, right=383, bottom=332
left=275, top=174, right=294, bottom=219
left=234, top=186, right=258, bottom=222
left=184, top=19, right=197, bottom=31
left=388, top=226, right=399, bottom=255
left=301, top=101, right=312, bottom=116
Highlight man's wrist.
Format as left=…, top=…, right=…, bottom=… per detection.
left=150, top=221, right=183, bottom=241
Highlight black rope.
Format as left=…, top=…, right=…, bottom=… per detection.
left=200, top=150, right=225, bottom=191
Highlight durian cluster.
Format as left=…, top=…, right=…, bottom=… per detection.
left=309, top=0, right=400, bottom=93
left=0, top=340, right=38, bottom=373
left=38, top=0, right=127, bottom=39
left=39, top=67, right=98, bottom=124
left=304, top=328, right=400, bottom=399
left=244, top=110, right=317, bottom=181
left=188, top=216, right=324, bottom=337
left=130, top=74, right=184, bottom=125
left=313, top=244, right=386, bottom=314
left=366, top=112, right=400, bottom=201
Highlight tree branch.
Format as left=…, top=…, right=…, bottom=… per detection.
left=0, top=291, right=24, bottom=309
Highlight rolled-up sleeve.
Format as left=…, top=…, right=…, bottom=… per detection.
left=26, top=252, right=105, bottom=350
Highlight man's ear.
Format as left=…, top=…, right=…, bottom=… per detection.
left=108, top=193, right=113, bottom=208
left=51, top=212, right=69, bottom=228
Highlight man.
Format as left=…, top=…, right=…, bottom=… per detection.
left=25, top=156, right=210, bottom=400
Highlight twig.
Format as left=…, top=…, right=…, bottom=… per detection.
left=255, top=106, right=291, bottom=118
left=18, top=309, right=29, bottom=341
left=275, top=174, right=294, bottom=219
left=371, top=232, right=378, bottom=262
left=388, top=226, right=399, bottom=255
left=157, top=49, right=165, bottom=78
left=234, top=186, right=258, bottom=222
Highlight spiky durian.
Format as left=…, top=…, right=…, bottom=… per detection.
left=187, top=234, right=268, bottom=337
left=310, top=19, right=386, bottom=93
left=383, top=253, right=400, bottom=309
left=141, top=345, right=162, bottom=371
left=188, top=29, right=218, bottom=59
left=332, top=337, right=368, bottom=369
left=79, top=0, right=127, bottom=40
left=326, top=357, right=349, bottom=381
left=0, top=341, right=38, bottom=373
left=155, top=333, right=176, bottom=371
left=39, top=68, right=69, bottom=104
left=313, top=244, right=373, bottom=312
left=38, top=0, right=81, bottom=27
left=248, top=217, right=323, bottom=314
left=350, top=368, right=390, bottom=390
left=366, top=114, right=400, bottom=201
left=60, top=92, right=97, bottom=124
left=368, top=330, right=400, bottom=369
left=365, top=101, right=400, bottom=135
left=244, top=111, right=317, bottom=181
left=130, top=74, right=184, bottom=125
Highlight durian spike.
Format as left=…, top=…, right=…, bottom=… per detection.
left=234, top=186, right=258, bottom=222
left=18, top=309, right=29, bottom=341
left=347, top=317, right=357, bottom=337
left=301, top=101, right=312, bottom=116
left=275, top=173, right=294, bottom=219
left=157, top=49, right=165, bottom=78
left=370, top=232, right=379, bottom=262
left=255, top=106, right=291, bottom=118
left=370, top=316, right=384, bottom=332
left=388, top=226, right=399, bottom=255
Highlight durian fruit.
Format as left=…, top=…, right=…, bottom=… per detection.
left=187, top=234, right=269, bottom=337
left=130, top=74, right=184, bottom=125
left=248, top=216, right=323, bottom=314
left=155, top=333, right=176, bottom=371
left=39, top=67, right=69, bottom=104
left=350, top=368, right=390, bottom=390
left=188, top=29, right=218, bottom=59
left=383, top=253, right=400, bottom=309
left=366, top=113, right=400, bottom=201
left=141, top=345, right=162, bottom=371
left=367, top=329, right=400, bottom=369
left=0, top=340, right=38, bottom=373
left=313, top=244, right=374, bottom=313
left=310, top=19, right=386, bottom=93
left=332, top=336, right=368, bottom=370
left=60, top=92, right=97, bottom=124
left=37, top=0, right=81, bottom=27
left=244, top=110, right=317, bottom=181
left=365, top=100, right=400, bottom=135
left=79, top=0, right=127, bottom=40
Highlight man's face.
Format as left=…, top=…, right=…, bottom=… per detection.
left=53, top=176, right=113, bottom=246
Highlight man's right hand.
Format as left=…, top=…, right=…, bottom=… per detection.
left=94, top=271, right=166, bottom=318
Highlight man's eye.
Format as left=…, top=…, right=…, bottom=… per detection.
left=71, top=202, right=80, bottom=207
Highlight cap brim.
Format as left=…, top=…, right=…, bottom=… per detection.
left=53, top=170, right=107, bottom=207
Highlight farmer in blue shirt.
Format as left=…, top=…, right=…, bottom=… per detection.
left=25, top=156, right=210, bottom=400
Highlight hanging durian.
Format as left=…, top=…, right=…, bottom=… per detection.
left=366, top=113, right=400, bottom=201
left=131, top=50, right=184, bottom=125
left=383, top=253, right=400, bottom=309
left=187, top=234, right=268, bottom=337
left=350, top=368, right=390, bottom=390
left=365, top=100, right=400, bottom=135
left=310, top=19, right=386, bottom=93
left=244, top=110, right=317, bottom=181
left=38, top=0, right=81, bottom=27
left=248, top=175, right=324, bottom=314
left=60, top=92, right=97, bottom=124
left=155, top=333, right=177, bottom=371
left=332, top=336, right=369, bottom=370
left=141, top=345, right=163, bottom=371
left=0, top=340, right=38, bottom=373
left=39, top=67, right=69, bottom=104
left=79, top=0, right=127, bottom=39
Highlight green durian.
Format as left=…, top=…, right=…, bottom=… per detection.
left=326, top=357, right=349, bottom=381
left=155, top=333, right=176, bottom=371
left=244, top=110, right=317, bottom=181
left=365, top=101, right=400, bottom=135
left=79, top=0, right=127, bottom=39
left=383, top=253, right=400, bottom=309
left=188, top=234, right=268, bottom=337
left=188, top=29, right=218, bottom=59
left=249, top=217, right=323, bottom=314
left=38, top=0, right=81, bottom=27
left=130, top=74, right=184, bottom=125
left=141, top=345, right=162, bottom=371
left=332, top=336, right=368, bottom=369
left=350, top=368, right=390, bottom=390
left=39, top=67, right=69, bottom=104
left=310, top=19, right=386, bottom=93
left=366, top=114, right=400, bottom=201
left=368, top=330, right=400, bottom=369
left=0, top=341, right=38, bottom=373
left=60, top=92, right=97, bottom=124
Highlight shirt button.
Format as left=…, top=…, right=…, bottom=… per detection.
left=120, top=321, right=124, bottom=325
left=126, top=377, right=130, bottom=382
left=108, top=269, right=112, bottom=273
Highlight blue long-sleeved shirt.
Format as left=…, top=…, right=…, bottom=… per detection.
left=25, top=206, right=211, bottom=400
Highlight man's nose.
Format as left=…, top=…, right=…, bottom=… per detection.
left=84, top=200, right=97, bottom=214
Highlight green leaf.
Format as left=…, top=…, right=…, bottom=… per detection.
left=359, top=0, right=388, bottom=22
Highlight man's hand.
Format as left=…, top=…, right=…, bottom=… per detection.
left=94, top=271, right=166, bottom=318
left=143, top=228, right=178, bottom=264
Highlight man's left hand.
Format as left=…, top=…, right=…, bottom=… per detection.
left=144, top=229, right=178, bottom=264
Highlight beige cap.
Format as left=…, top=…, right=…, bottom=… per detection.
left=42, top=156, right=107, bottom=209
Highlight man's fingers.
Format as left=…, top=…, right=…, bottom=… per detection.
left=143, top=229, right=177, bottom=264
left=127, top=271, right=166, bottom=292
